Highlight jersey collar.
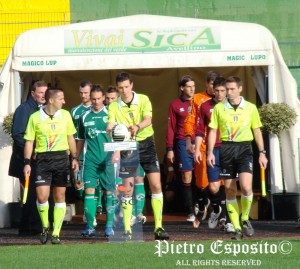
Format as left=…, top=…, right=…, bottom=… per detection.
left=224, top=96, right=246, bottom=110
left=118, top=91, right=139, bottom=108
left=40, top=107, right=62, bottom=120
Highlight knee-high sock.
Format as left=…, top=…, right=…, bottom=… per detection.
left=209, top=191, right=221, bottom=214
left=182, top=183, right=193, bottom=214
left=52, top=202, right=66, bottom=237
left=105, top=193, right=116, bottom=228
left=241, top=193, right=253, bottom=222
left=219, top=185, right=227, bottom=220
left=84, top=193, right=96, bottom=228
left=197, top=186, right=210, bottom=211
left=226, top=199, right=241, bottom=230
left=96, top=186, right=103, bottom=208
left=122, top=197, right=132, bottom=232
left=151, top=193, right=163, bottom=230
left=36, top=201, right=49, bottom=228
left=134, top=183, right=145, bottom=216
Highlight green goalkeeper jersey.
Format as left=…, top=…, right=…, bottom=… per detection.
left=77, top=106, right=112, bottom=164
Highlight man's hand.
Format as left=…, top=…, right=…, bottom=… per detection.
left=194, top=149, right=202, bottom=164
left=166, top=150, right=175, bottom=164
left=206, top=152, right=215, bottom=168
left=72, top=159, right=79, bottom=173
left=23, top=164, right=31, bottom=178
left=186, top=137, right=195, bottom=154
left=259, top=153, right=268, bottom=169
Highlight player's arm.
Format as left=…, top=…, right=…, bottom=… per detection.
left=253, top=128, right=268, bottom=169
left=166, top=103, right=176, bottom=164
left=184, top=100, right=197, bottom=154
left=194, top=104, right=206, bottom=163
left=194, top=136, right=203, bottom=164
left=23, top=140, right=34, bottom=177
left=106, top=122, right=115, bottom=138
left=67, top=135, right=79, bottom=173
left=76, top=139, right=84, bottom=160
left=129, top=115, right=151, bottom=135
left=206, top=128, right=217, bottom=168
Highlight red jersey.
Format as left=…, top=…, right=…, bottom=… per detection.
left=166, top=97, right=193, bottom=150
left=195, top=98, right=221, bottom=147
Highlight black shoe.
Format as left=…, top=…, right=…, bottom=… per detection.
left=231, top=229, right=243, bottom=240
left=40, top=227, right=50, bottom=244
left=154, top=227, right=169, bottom=240
left=51, top=235, right=61, bottom=245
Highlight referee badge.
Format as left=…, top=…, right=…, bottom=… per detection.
left=233, top=116, right=238, bottom=122
left=51, top=124, right=56, bottom=130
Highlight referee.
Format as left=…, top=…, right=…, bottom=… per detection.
left=207, top=76, right=268, bottom=240
left=23, top=87, right=79, bottom=244
left=107, top=72, right=169, bottom=241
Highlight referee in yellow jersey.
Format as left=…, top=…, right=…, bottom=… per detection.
left=207, top=76, right=268, bottom=240
left=106, top=72, right=169, bottom=241
left=24, top=87, right=79, bottom=244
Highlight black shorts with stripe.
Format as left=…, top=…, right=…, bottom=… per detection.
left=219, top=141, right=253, bottom=179
left=35, top=151, right=70, bottom=187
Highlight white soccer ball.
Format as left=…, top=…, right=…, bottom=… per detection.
left=112, top=124, right=131, bottom=142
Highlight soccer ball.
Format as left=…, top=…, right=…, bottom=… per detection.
left=112, top=124, right=131, bottom=142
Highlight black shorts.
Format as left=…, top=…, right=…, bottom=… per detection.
left=119, top=150, right=140, bottom=179
left=35, top=151, right=70, bottom=187
left=138, top=136, right=160, bottom=174
left=219, top=142, right=253, bottom=179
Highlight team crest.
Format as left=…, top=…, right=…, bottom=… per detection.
left=103, top=116, right=108, bottom=123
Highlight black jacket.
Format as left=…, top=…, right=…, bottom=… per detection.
left=8, top=96, right=39, bottom=179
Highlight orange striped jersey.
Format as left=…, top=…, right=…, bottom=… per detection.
left=184, top=91, right=213, bottom=138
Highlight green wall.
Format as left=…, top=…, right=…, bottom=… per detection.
left=70, top=0, right=300, bottom=97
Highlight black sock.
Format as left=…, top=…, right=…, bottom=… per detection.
left=182, top=183, right=193, bottom=214
left=219, top=185, right=227, bottom=220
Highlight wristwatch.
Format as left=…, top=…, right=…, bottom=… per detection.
left=24, top=158, right=31, bottom=165
left=259, top=150, right=267, bottom=154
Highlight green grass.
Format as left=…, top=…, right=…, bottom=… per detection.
left=0, top=239, right=299, bottom=269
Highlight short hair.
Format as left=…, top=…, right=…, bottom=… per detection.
left=106, top=85, right=119, bottom=95
left=115, top=72, right=132, bottom=84
left=206, top=70, right=221, bottom=83
left=80, top=80, right=92, bottom=89
left=178, top=75, right=194, bottom=88
left=45, top=87, right=64, bottom=103
left=91, top=84, right=105, bottom=95
left=32, top=80, right=47, bottom=91
left=226, top=76, right=243, bottom=87
left=213, top=77, right=226, bottom=89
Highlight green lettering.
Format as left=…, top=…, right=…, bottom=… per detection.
left=153, top=34, right=164, bottom=47
left=190, top=28, right=215, bottom=46
left=167, top=33, right=187, bottom=46
left=131, top=31, right=151, bottom=48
